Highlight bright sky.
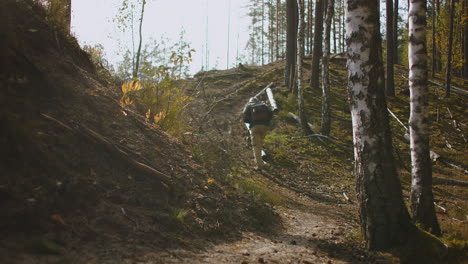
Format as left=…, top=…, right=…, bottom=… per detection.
left=71, top=0, right=252, bottom=75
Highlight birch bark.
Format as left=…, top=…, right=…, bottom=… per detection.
left=345, top=0, right=413, bottom=250
left=408, top=0, right=441, bottom=235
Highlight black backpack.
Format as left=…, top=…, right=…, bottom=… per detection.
left=250, top=101, right=271, bottom=122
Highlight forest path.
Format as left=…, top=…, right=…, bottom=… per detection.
left=135, top=174, right=372, bottom=264
left=135, top=64, right=383, bottom=264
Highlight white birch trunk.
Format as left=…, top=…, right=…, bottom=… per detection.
left=408, top=0, right=441, bottom=235
left=345, top=0, right=413, bottom=250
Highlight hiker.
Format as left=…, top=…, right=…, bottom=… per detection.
left=243, top=97, right=273, bottom=170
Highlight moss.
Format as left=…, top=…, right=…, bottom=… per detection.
left=399, top=227, right=448, bottom=264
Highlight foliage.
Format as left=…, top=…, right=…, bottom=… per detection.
left=83, top=44, right=118, bottom=84
left=119, top=47, right=195, bottom=136
left=228, top=168, right=284, bottom=206
left=119, top=80, right=142, bottom=107
left=264, top=132, right=296, bottom=167
left=172, top=208, right=189, bottom=223
left=427, top=1, right=465, bottom=74
left=36, top=0, right=70, bottom=33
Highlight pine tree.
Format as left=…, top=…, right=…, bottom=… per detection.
left=321, top=0, right=334, bottom=136
left=310, top=0, right=324, bottom=90
left=386, top=0, right=395, bottom=96
left=297, top=0, right=313, bottom=135
left=285, top=0, right=298, bottom=90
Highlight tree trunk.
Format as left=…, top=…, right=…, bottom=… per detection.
left=310, top=0, right=324, bottom=90
left=333, top=15, right=337, bottom=54
left=321, top=0, right=334, bottom=136
left=386, top=0, right=395, bottom=96
left=444, top=0, right=455, bottom=97
left=431, top=0, right=436, bottom=78
left=132, top=0, right=146, bottom=80
left=345, top=0, right=414, bottom=250
left=393, top=0, right=399, bottom=64
left=408, top=0, right=441, bottom=236
left=297, top=0, right=313, bottom=135
left=463, top=0, right=468, bottom=78
left=285, top=0, right=298, bottom=91
left=276, top=0, right=280, bottom=60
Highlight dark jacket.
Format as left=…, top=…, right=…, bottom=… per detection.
left=243, top=101, right=273, bottom=129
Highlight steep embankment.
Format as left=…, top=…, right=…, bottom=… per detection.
left=0, top=2, right=278, bottom=263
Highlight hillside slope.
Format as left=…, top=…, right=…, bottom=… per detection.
left=0, top=2, right=279, bottom=263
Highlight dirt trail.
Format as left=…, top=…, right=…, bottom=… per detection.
left=139, top=65, right=378, bottom=264
left=135, top=174, right=370, bottom=264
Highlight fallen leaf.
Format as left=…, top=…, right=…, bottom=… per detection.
left=50, top=214, right=66, bottom=226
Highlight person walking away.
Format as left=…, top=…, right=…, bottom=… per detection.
left=243, top=97, right=273, bottom=170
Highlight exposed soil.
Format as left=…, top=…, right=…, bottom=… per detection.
left=1, top=1, right=466, bottom=264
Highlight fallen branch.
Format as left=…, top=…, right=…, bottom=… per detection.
left=387, top=108, right=468, bottom=179
left=343, top=192, right=352, bottom=203
left=121, top=207, right=139, bottom=229
left=41, top=113, right=171, bottom=183
left=288, top=112, right=352, bottom=151
left=428, top=80, right=468, bottom=96
left=195, top=72, right=253, bottom=80
left=433, top=176, right=468, bottom=187
left=387, top=108, right=408, bottom=131
left=308, top=107, right=352, bottom=122
left=433, top=202, right=447, bottom=213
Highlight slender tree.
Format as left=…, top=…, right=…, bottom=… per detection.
left=464, top=0, right=468, bottom=78
left=393, top=0, right=399, bottom=64
left=297, top=0, right=313, bottom=135
left=444, top=0, right=455, bottom=97
left=431, top=0, right=437, bottom=77
left=386, top=0, right=395, bottom=96
left=310, top=0, right=324, bottom=90
left=345, top=0, right=414, bottom=250
left=285, top=0, right=298, bottom=91
left=408, top=0, right=442, bottom=236
left=321, top=0, right=334, bottom=135
left=308, top=0, right=314, bottom=53
left=276, top=0, right=281, bottom=59
left=132, top=0, right=146, bottom=79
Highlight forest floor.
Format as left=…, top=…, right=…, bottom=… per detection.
left=1, top=1, right=467, bottom=263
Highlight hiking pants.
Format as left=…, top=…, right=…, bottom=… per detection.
left=250, top=125, right=270, bottom=168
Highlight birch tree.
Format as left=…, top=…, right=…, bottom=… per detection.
left=408, top=0, right=441, bottom=236
left=321, top=0, right=334, bottom=135
left=297, top=0, right=313, bottom=135
left=345, top=0, right=414, bottom=250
